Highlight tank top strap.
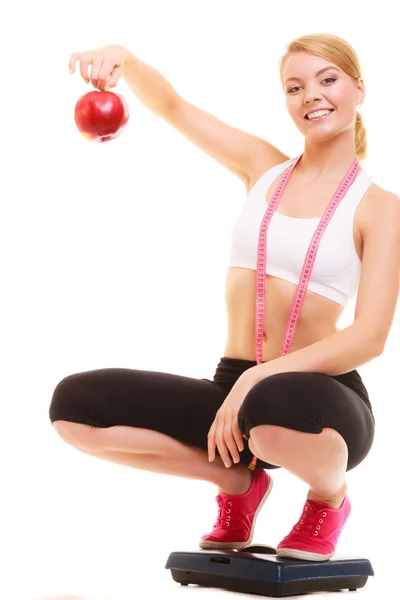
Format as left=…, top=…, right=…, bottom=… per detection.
left=249, top=156, right=299, bottom=196
left=250, top=157, right=373, bottom=216
left=339, top=170, right=373, bottom=216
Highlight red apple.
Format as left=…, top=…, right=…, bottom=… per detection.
left=74, top=90, right=129, bottom=142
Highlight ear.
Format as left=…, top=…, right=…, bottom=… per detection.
left=356, top=77, right=366, bottom=105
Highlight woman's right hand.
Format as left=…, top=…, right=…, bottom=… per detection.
left=69, top=44, right=130, bottom=91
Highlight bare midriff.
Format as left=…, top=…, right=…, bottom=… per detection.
left=223, top=268, right=344, bottom=361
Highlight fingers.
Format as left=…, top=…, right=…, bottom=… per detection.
left=208, top=417, right=231, bottom=466
left=106, top=65, right=123, bottom=90
left=96, top=59, right=116, bottom=91
left=208, top=421, right=217, bottom=463
left=223, top=416, right=240, bottom=466
left=209, top=410, right=243, bottom=468
left=69, top=52, right=81, bottom=74
left=233, top=420, right=245, bottom=454
left=69, top=49, right=124, bottom=92
left=87, top=56, right=103, bottom=89
left=215, top=425, right=231, bottom=468
left=68, top=52, right=107, bottom=89
left=69, top=51, right=93, bottom=83
left=75, top=53, right=92, bottom=83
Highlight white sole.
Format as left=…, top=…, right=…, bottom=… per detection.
left=276, top=548, right=334, bottom=561
left=199, top=474, right=274, bottom=550
left=276, top=511, right=350, bottom=562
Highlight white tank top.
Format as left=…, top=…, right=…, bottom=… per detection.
left=229, top=156, right=374, bottom=307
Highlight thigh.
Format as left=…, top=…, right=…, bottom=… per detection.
left=49, top=368, right=229, bottom=450
left=238, top=372, right=375, bottom=471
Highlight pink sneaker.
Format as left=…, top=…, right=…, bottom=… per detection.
left=199, top=470, right=273, bottom=550
left=276, top=495, right=351, bottom=561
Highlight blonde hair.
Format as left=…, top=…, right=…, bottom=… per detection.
left=279, top=33, right=367, bottom=161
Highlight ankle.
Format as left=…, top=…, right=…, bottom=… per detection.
left=217, top=464, right=253, bottom=496
left=307, top=482, right=348, bottom=510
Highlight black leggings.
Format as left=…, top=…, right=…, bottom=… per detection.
left=49, top=357, right=375, bottom=472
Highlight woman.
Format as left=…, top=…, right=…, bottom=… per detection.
left=49, top=33, right=400, bottom=562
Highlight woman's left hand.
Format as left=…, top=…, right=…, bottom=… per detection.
left=207, top=371, right=255, bottom=468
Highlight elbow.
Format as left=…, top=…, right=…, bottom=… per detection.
left=368, top=335, right=386, bottom=357
left=374, top=338, right=386, bottom=357
left=355, top=321, right=386, bottom=357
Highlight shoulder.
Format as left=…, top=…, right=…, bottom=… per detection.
left=247, top=151, right=291, bottom=194
left=362, top=183, right=400, bottom=215
left=370, top=183, right=399, bottom=203
left=360, top=183, right=400, bottom=235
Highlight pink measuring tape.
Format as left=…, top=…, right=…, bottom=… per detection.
left=244, top=153, right=361, bottom=470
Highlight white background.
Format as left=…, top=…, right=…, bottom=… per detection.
left=1, top=1, right=399, bottom=598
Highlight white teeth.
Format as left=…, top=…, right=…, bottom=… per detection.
left=306, top=109, right=332, bottom=120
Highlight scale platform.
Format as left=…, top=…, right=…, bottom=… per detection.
left=165, top=544, right=374, bottom=597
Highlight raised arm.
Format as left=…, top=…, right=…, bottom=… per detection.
left=70, top=44, right=288, bottom=189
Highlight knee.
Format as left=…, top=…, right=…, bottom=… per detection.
left=52, top=420, right=95, bottom=449
left=320, top=427, right=349, bottom=457
left=249, top=424, right=347, bottom=454
left=247, top=424, right=283, bottom=460
left=249, top=423, right=287, bottom=447
left=49, top=373, right=92, bottom=429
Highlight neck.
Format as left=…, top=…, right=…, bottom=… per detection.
left=298, top=131, right=358, bottom=182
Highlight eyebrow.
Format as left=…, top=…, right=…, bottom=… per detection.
left=284, top=66, right=341, bottom=85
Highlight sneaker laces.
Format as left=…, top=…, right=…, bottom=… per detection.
left=294, top=504, right=328, bottom=538
left=213, top=495, right=233, bottom=529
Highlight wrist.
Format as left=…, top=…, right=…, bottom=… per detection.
left=123, top=50, right=138, bottom=72
left=237, top=368, right=257, bottom=394
left=241, top=364, right=268, bottom=389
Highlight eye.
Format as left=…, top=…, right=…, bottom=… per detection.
left=287, top=77, right=337, bottom=94
left=322, top=77, right=337, bottom=85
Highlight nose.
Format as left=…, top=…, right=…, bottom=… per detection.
left=304, top=91, right=322, bottom=104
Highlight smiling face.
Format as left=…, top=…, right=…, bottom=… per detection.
left=282, top=52, right=365, bottom=142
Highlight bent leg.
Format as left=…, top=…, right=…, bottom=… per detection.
left=53, top=420, right=252, bottom=494
left=49, top=364, right=258, bottom=494
left=249, top=425, right=348, bottom=508
left=238, top=371, right=375, bottom=507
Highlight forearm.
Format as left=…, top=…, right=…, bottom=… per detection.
left=123, top=52, right=180, bottom=118
left=245, top=322, right=383, bottom=386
